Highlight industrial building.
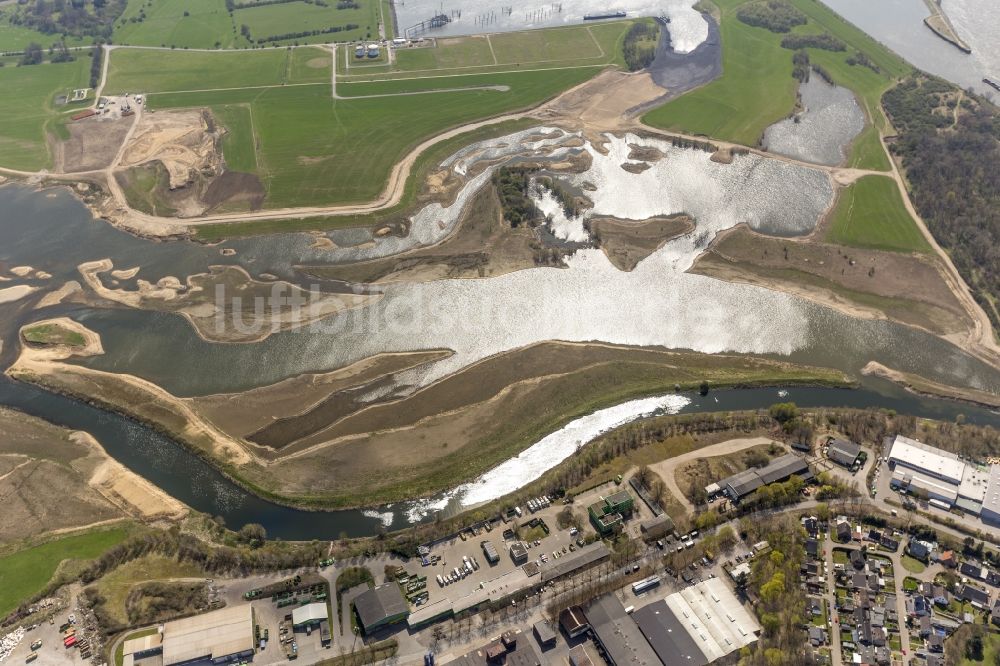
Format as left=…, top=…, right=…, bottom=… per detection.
left=639, top=514, right=675, bottom=540
left=121, top=632, right=163, bottom=666
left=161, top=605, right=255, bottom=666
left=827, top=439, right=863, bottom=469
left=584, top=595, right=661, bottom=666
left=716, top=453, right=813, bottom=502
left=291, top=602, right=329, bottom=629
left=983, top=465, right=1000, bottom=525
left=354, top=583, right=409, bottom=634
left=588, top=490, right=635, bottom=535
left=888, top=435, right=1000, bottom=516
left=581, top=579, right=759, bottom=666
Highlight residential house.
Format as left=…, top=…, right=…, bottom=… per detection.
left=836, top=520, right=852, bottom=543
left=928, top=634, right=944, bottom=652
left=937, top=550, right=957, bottom=568
left=850, top=549, right=867, bottom=570
left=808, top=626, right=827, bottom=647
left=880, top=535, right=899, bottom=551
left=907, top=539, right=930, bottom=561
left=960, top=584, right=991, bottom=609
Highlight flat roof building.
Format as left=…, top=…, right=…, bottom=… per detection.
left=122, top=633, right=163, bottom=662
left=983, top=465, right=1000, bottom=525
left=584, top=595, right=660, bottom=666
left=633, top=600, right=707, bottom=666
left=662, top=578, right=761, bottom=663
left=354, top=583, right=409, bottom=634
left=540, top=542, right=610, bottom=583
left=888, top=435, right=965, bottom=484
left=161, top=605, right=254, bottom=666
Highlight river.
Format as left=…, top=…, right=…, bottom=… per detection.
left=819, top=0, right=999, bottom=97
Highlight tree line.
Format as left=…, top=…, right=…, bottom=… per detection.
left=883, top=75, right=1000, bottom=334
left=6, top=0, right=126, bottom=41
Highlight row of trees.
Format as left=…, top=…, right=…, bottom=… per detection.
left=780, top=33, right=845, bottom=51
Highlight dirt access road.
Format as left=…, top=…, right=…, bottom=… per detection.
left=648, top=436, right=780, bottom=513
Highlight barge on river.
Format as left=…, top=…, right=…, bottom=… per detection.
left=584, top=11, right=626, bottom=20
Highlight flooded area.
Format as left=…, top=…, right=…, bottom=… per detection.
left=819, top=0, right=997, bottom=96
left=393, top=0, right=708, bottom=51
left=762, top=75, right=865, bottom=166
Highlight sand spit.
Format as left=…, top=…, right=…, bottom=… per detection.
left=36, top=281, right=83, bottom=309
left=7, top=319, right=252, bottom=466
left=78, top=258, right=382, bottom=343
left=110, top=266, right=141, bottom=280
left=862, top=361, right=1000, bottom=409
left=77, top=430, right=189, bottom=521
left=10, top=266, right=33, bottom=277
left=0, top=285, right=37, bottom=304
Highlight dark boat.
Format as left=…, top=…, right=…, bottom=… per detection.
left=584, top=10, right=626, bottom=20
left=984, top=78, right=1000, bottom=93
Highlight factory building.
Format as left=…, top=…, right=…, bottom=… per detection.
left=354, top=583, right=409, bottom=634
left=887, top=435, right=1000, bottom=515
left=582, top=579, right=760, bottom=666
left=982, top=465, right=1000, bottom=525
left=161, top=605, right=255, bottom=666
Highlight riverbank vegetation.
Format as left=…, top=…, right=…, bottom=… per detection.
left=621, top=20, right=659, bottom=72
left=882, top=75, right=1000, bottom=334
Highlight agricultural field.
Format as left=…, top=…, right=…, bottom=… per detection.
left=643, top=0, right=909, bottom=167
left=0, top=58, right=92, bottom=171
left=113, top=0, right=240, bottom=49
left=147, top=65, right=599, bottom=207
left=104, top=47, right=291, bottom=94
left=0, top=527, right=130, bottom=618
left=824, top=175, right=931, bottom=253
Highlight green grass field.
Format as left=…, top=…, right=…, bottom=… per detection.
left=114, top=0, right=241, bottom=49
left=194, top=117, right=538, bottom=238
left=105, top=47, right=292, bottom=94
left=150, top=66, right=597, bottom=207
left=348, top=22, right=628, bottom=78
left=0, top=527, right=130, bottom=618
left=0, top=58, right=91, bottom=170
left=643, top=0, right=910, bottom=168
left=824, top=175, right=931, bottom=253
left=233, top=0, right=377, bottom=45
